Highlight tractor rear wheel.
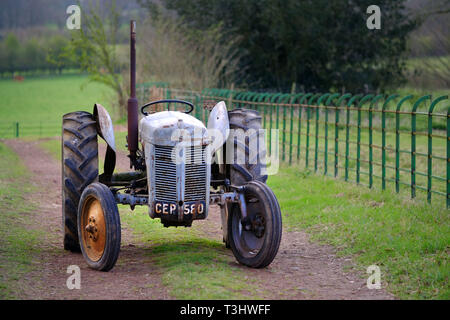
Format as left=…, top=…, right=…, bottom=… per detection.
left=62, top=112, right=98, bottom=252
left=227, top=108, right=267, bottom=185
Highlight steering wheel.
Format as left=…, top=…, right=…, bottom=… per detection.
left=140, top=99, right=194, bottom=116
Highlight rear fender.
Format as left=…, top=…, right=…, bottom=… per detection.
left=93, top=104, right=116, bottom=177
left=207, top=101, right=229, bottom=145
left=207, top=101, right=229, bottom=173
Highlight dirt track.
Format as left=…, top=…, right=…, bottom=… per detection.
left=4, top=138, right=394, bottom=300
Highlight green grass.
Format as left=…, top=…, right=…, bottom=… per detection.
left=268, top=165, right=449, bottom=299
left=0, top=142, right=41, bottom=299
left=120, top=206, right=263, bottom=299
left=0, top=74, right=114, bottom=138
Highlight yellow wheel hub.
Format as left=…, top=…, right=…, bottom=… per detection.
left=81, top=197, right=106, bottom=262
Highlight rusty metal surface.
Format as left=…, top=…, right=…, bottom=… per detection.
left=127, top=20, right=138, bottom=166
left=80, top=197, right=106, bottom=262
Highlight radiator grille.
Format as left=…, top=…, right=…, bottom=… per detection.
left=154, top=145, right=177, bottom=201
left=185, top=145, right=207, bottom=201
left=154, top=145, right=207, bottom=203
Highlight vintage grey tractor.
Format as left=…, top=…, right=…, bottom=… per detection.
left=61, top=21, right=282, bottom=271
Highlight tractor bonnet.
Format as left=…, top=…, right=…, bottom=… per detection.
left=139, top=111, right=209, bottom=147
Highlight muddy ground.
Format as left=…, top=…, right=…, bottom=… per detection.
left=3, top=139, right=394, bottom=300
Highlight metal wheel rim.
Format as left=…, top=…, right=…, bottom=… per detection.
left=231, top=195, right=265, bottom=258
left=80, top=196, right=106, bottom=262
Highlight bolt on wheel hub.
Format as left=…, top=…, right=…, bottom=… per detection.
left=80, top=197, right=106, bottom=262
left=85, top=216, right=99, bottom=241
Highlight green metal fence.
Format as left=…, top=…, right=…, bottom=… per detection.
left=138, top=82, right=450, bottom=207
left=0, top=121, right=62, bottom=138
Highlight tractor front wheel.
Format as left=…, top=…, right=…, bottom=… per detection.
left=78, top=183, right=121, bottom=271
left=228, top=180, right=282, bottom=268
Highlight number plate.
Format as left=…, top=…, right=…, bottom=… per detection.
left=154, top=201, right=206, bottom=216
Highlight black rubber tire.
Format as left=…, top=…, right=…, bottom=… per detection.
left=78, top=183, right=121, bottom=271
left=62, top=112, right=98, bottom=252
left=228, top=109, right=267, bottom=185
left=228, top=180, right=282, bottom=268
left=223, top=108, right=268, bottom=248
left=227, top=108, right=268, bottom=185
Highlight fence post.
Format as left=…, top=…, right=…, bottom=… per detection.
left=228, top=83, right=234, bottom=110
left=346, top=95, right=363, bottom=181
left=411, top=95, right=431, bottom=199
left=288, top=83, right=296, bottom=164
left=324, top=93, right=340, bottom=176
left=261, top=93, right=270, bottom=129
left=306, top=94, right=321, bottom=168
left=298, top=93, right=312, bottom=165
left=294, top=93, right=306, bottom=163
left=395, top=96, right=413, bottom=193
left=15, top=122, right=19, bottom=138
left=335, top=94, right=351, bottom=178
left=381, top=95, right=399, bottom=190
left=369, top=95, right=384, bottom=188
left=357, top=95, right=374, bottom=185
left=427, top=96, right=448, bottom=203
left=280, top=94, right=290, bottom=162
left=288, top=88, right=296, bottom=164
left=166, top=87, right=171, bottom=111
left=316, top=93, right=331, bottom=173
left=269, top=94, right=282, bottom=155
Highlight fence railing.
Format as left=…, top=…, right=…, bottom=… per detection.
left=138, top=82, right=450, bottom=208
left=0, top=121, right=61, bottom=138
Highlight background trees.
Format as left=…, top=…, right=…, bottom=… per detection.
left=149, top=0, right=419, bottom=92
left=0, top=0, right=448, bottom=91
left=0, top=33, right=74, bottom=77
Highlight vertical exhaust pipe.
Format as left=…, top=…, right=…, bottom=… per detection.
left=127, top=20, right=138, bottom=168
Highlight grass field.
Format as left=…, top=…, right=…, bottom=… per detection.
left=268, top=165, right=449, bottom=299
left=0, top=75, right=114, bottom=137
left=0, top=143, right=41, bottom=299
left=1, top=75, right=449, bottom=299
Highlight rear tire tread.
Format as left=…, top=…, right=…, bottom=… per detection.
left=62, top=111, right=98, bottom=252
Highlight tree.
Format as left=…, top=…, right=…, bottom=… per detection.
left=47, top=35, right=72, bottom=74
left=407, top=0, right=450, bottom=88
left=4, top=33, right=20, bottom=75
left=142, top=0, right=419, bottom=92
left=65, top=1, right=126, bottom=116
left=137, top=15, right=242, bottom=90
left=22, top=38, right=48, bottom=73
